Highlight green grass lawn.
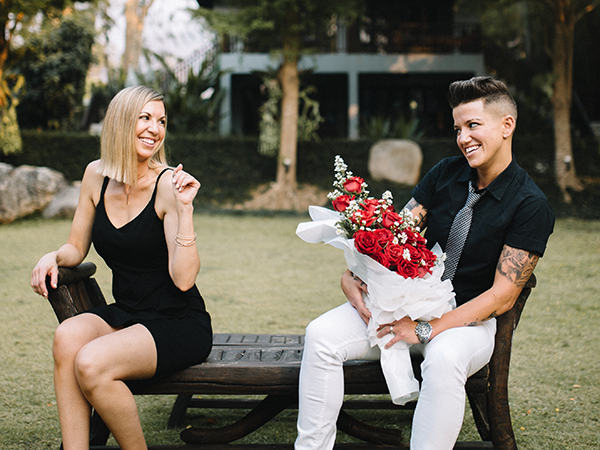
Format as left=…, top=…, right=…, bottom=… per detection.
left=0, top=214, right=599, bottom=449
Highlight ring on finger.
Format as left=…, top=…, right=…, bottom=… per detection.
left=389, top=325, right=394, bottom=335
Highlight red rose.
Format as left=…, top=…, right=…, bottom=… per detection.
left=405, top=244, right=423, bottom=262
left=351, top=209, right=377, bottom=227
left=400, top=228, right=416, bottom=244
left=419, top=247, right=437, bottom=269
left=370, top=251, right=391, bottom=268
left=351, top=198, right=379, bottom=226
left=413, top=232, right=427, bottom=246
left=332, top=194, right=354, bottom=212
left=381, top=209, right=401, bottom=229
left=343, top=176, right=364, bottom=194
left=354, top=230, right=381, bottom=255
left=399, top=228, right=426, bottom=246
left=360, top=198, right=379, bottom=213
left=384, top=243, right=404, bottom=266
left=373, top=228, right=394, bottom=246
left=396, top=259, right=419, bottom=279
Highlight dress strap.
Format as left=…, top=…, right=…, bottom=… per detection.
left=99, top=176, right=110, bottom=202
left=156, top=167, right=172, bottom=186
left=150, top=167, right=173, bottom=202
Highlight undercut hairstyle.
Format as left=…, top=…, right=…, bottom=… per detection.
left=448, top=76, right=518, bottom=120
left=98, top=85, right=168, bottom=186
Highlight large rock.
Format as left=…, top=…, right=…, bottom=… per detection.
left=368, top=139, right=423, bottom=186
left=0, top=163, right=67, bottom=224
left=43, top=182, right=81, bottom=219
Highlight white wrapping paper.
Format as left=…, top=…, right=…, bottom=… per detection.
left=297, top=205, right=456, bottom=405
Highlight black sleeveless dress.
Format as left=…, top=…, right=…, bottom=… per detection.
left=88, top=168, right=212, bottom=380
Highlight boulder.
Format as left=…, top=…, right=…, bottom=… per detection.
left=43, top=182, right=81, bottom=219
left=368, top=139, right=423, bottom=186
left=0, top=163, right=67, bottom=224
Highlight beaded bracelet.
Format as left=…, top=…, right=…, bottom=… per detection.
left=175, top=233, right=197, bottom=247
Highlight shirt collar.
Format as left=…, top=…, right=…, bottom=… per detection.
left=457, top=155, right=520, bottom=201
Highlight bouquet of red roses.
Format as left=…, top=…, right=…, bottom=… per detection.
left=328, top=155, right=437, bottom=279
left=297, top=155, right=455, bottom=406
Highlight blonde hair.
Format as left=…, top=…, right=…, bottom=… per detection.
left=98, top=86, right=168, bottom=186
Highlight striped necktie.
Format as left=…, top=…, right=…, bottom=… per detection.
left=442, top=181, right=485, bottom=281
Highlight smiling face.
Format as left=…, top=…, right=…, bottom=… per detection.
left=453, top=99, right=515, bottom=187
left=135, top=100, right=166, bottom=162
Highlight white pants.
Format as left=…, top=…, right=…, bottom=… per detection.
left=295, top=302, right=496, bottom=450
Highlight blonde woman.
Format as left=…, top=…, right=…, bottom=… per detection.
left=31, top=86, right=212, bottom=450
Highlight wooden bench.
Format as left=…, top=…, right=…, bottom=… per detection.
left=46, top=262, right=535, bottom=449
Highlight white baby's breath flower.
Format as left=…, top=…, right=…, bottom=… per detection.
left=403, top=248, right=411, bottom=260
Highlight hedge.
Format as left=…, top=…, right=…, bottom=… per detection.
left=2, top=130, right=599, bottom=216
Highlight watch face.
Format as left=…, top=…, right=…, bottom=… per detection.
left=416, top=322, right=432, bottom=344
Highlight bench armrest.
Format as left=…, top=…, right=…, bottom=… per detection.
left=46, top=262, right=107, bottom=323
left=55, top=262, right=98, bottom=286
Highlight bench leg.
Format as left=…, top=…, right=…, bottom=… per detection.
left=179, top=393, right=296, bottom=445
left=90, top=409, right=110, bottom=446
left=467, top=391, right=491, bottom=441
left=168, top=394, right=193, bottom=429
left=337, top=409, right=403, bottom=445
left=488, top=388, right=517, bottom=450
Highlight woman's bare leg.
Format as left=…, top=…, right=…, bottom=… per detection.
left=53, top=313, right=118, bottom=450
left=74, top=323, right=157, bottom=450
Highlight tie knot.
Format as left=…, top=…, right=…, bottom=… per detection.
left=466, top=181, right=484, bottom=208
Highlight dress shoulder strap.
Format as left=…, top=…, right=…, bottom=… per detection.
left=155, top=167, right=172, bottom=186
left=150, top=167, right=173, bottom=202
left=99, top=176, right=110, bottom=201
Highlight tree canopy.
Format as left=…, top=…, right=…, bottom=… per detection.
left=17, top=10, right=95, bottom=130
left=0, top=0, right=92, bottom=152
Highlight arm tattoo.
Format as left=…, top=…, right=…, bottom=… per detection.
left=350, top=271, right=366, bottom=288
left=461, top=247, right=536, bottom=328
left=404, top=198, right=427, bottom=229
left=353, top=275, right=366, bottom=288
left=466, top=311, right=499, bottom=327
left=497, top=246, right=539, bottom=288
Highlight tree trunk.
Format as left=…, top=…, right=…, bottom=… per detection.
left=238, top=50, right=328, bottom=211
left=0, top=12, right=24, bottom=154
left=276, top=57, right=299, bottom=190
left=551, top=4, right=584, bottom=203
left=0, top=11, right=22, bottom=109
left=122, top=0, right=154, bottom=74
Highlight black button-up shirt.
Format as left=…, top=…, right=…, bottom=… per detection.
left=412, top=156, right=555, bottom=306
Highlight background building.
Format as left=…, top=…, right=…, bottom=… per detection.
left=214, top=0, right=484, bottom=139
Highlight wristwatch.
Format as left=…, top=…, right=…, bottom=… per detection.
left=415, top=321, right=433, bottom=344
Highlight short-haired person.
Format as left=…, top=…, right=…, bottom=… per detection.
left=294, top=76, right=555, bottom=450
left=31, top=86, right=212, bottom=450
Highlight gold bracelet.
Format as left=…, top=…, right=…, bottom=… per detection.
left=175, top=233, right=197, bottom=247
